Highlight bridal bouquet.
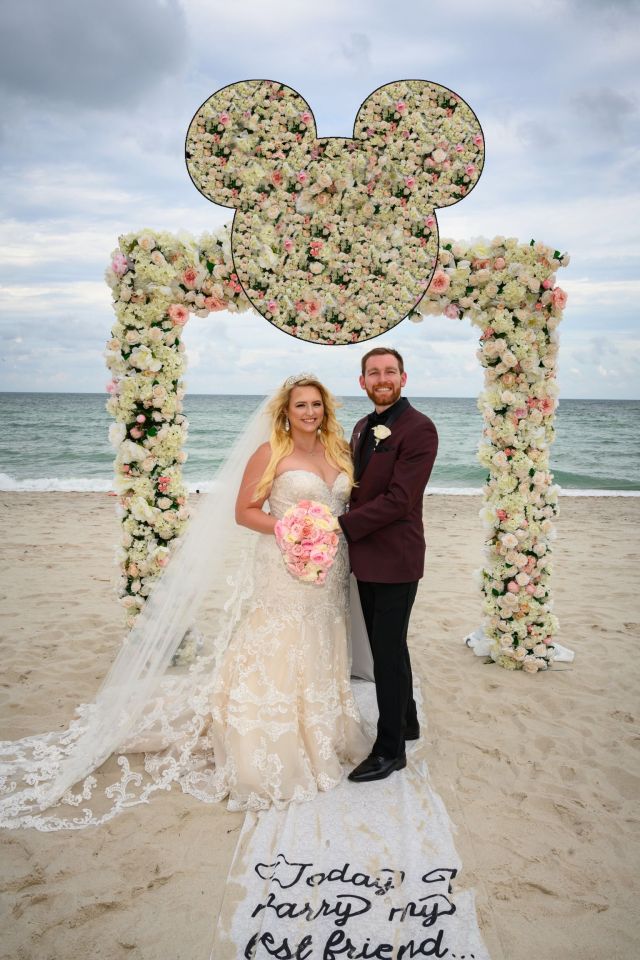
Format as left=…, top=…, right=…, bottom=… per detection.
left=274, top=500, right=339, bottom=584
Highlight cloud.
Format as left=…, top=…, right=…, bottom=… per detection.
left=0, top=0, right=188, bottom=108
left=0, top=0, right=638, bottom=399
left=561, top=278, right=640, bottom=308
left=184, top=0, right=349, bottom=32
left=339, top=32, right=372, bottom=71
left=570, top=0, right=640, bottom=13
left=572, top=87, right=637, bottom=138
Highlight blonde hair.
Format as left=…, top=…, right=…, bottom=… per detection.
left=254, top=376, right=354, bottom=500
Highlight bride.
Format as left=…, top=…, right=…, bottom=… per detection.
left=0, top=374, right=370, bottom=829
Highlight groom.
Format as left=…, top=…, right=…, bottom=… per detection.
left=339, top=347, right=438, bottom=782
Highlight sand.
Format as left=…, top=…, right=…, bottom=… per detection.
left=0, top=492, right=638, bottom=960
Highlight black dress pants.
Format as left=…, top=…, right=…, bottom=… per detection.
left=356, top=579, right=419, bottom=759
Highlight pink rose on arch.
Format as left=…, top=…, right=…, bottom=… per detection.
left=551, top=287, right=568, bottom=310
left=430, top=270, right=451, bottom=294
left=507, top=581, right=520, bottom=594
left=181, top=267, right=199, bottom=289
left=204, top=296, right=226, bottom=312
left=493, top=257, right=506, bottom=271
left=168, top=304, right=189, bottom=326
left=111, top=253, right=129, bottom=276
left=444, top=303, right=459, bottom=319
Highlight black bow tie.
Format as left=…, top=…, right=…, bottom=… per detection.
left=368, top=410, right=386, bottom=426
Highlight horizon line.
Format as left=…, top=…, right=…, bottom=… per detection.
left=0, top=390, right=639, bottom=402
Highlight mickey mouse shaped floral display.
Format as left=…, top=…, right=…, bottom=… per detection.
left=186, top=79, right=484, bottom=344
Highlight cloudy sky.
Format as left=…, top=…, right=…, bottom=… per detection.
left=1, top=0, right=638, bottom=399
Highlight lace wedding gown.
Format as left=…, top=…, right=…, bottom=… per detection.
left=0, top=469, right=370, bottom=829
left=192, top=468, right=370, bottom=809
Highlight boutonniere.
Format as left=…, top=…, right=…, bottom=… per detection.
left=372, top=424, right=391, bottom=448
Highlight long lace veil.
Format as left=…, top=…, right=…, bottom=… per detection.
left=0, top=396, right=272, bottom=830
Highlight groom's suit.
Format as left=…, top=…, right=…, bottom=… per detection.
left=339, top=398, right=438, bottom=759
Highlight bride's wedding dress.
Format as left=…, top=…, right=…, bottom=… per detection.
left=121, top=468, right=369, bottom=810
left=0, top=463, right=369, bottom=829
left=215, top=469, right=370, bottom=805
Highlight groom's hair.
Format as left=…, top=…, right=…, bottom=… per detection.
left=361, top=347, right=404, bottom=376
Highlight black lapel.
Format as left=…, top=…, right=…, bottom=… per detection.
left=353, top=418, right=368, bottom=480
left=357, top=398, right=410, bottom=479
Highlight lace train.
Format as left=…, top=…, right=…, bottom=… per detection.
left=0, top=470, right=371, bottom=829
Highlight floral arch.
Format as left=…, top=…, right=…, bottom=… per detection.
left=105, top=226, right=568, bottom=673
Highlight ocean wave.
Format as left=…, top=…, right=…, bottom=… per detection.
left=0, top=473, right=113, bottom=492
left=1, top=473, right=638, bottom=496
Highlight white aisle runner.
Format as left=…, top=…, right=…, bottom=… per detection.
left=211, top=683, right=490, bottom=960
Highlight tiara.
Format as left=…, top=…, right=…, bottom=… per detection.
left=283, top=372, right=318, bottom=388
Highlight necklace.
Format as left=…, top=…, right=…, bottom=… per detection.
left=294, top=442, right=322, bottom=457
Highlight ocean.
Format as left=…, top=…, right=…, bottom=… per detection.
left=0, top=393, right=638, bottom=494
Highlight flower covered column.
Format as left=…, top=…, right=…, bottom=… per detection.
left=418, top=237, right=569, bottom=671
left=104, top=228, right=252, bottom=628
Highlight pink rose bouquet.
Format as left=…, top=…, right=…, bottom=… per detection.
left=274, top=500, right=339, bottom=584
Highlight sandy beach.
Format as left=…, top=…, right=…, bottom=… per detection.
left=1, top=492, right=638, bottom=960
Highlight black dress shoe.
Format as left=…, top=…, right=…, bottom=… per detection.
left=404, top=723, right=420, bottom=741
left=348, top=753, right=407, bottom=783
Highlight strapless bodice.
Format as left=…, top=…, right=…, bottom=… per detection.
left=268, top=469, right=351, bottom=520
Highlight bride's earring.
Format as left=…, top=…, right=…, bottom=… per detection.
left=284, top=417, right=290, bottom=432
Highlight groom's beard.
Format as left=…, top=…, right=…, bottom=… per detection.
left=365, top=382, right=402, bottom=408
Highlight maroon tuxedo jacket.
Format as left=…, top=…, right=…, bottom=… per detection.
left=340, top=400, right=438, bottom=583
